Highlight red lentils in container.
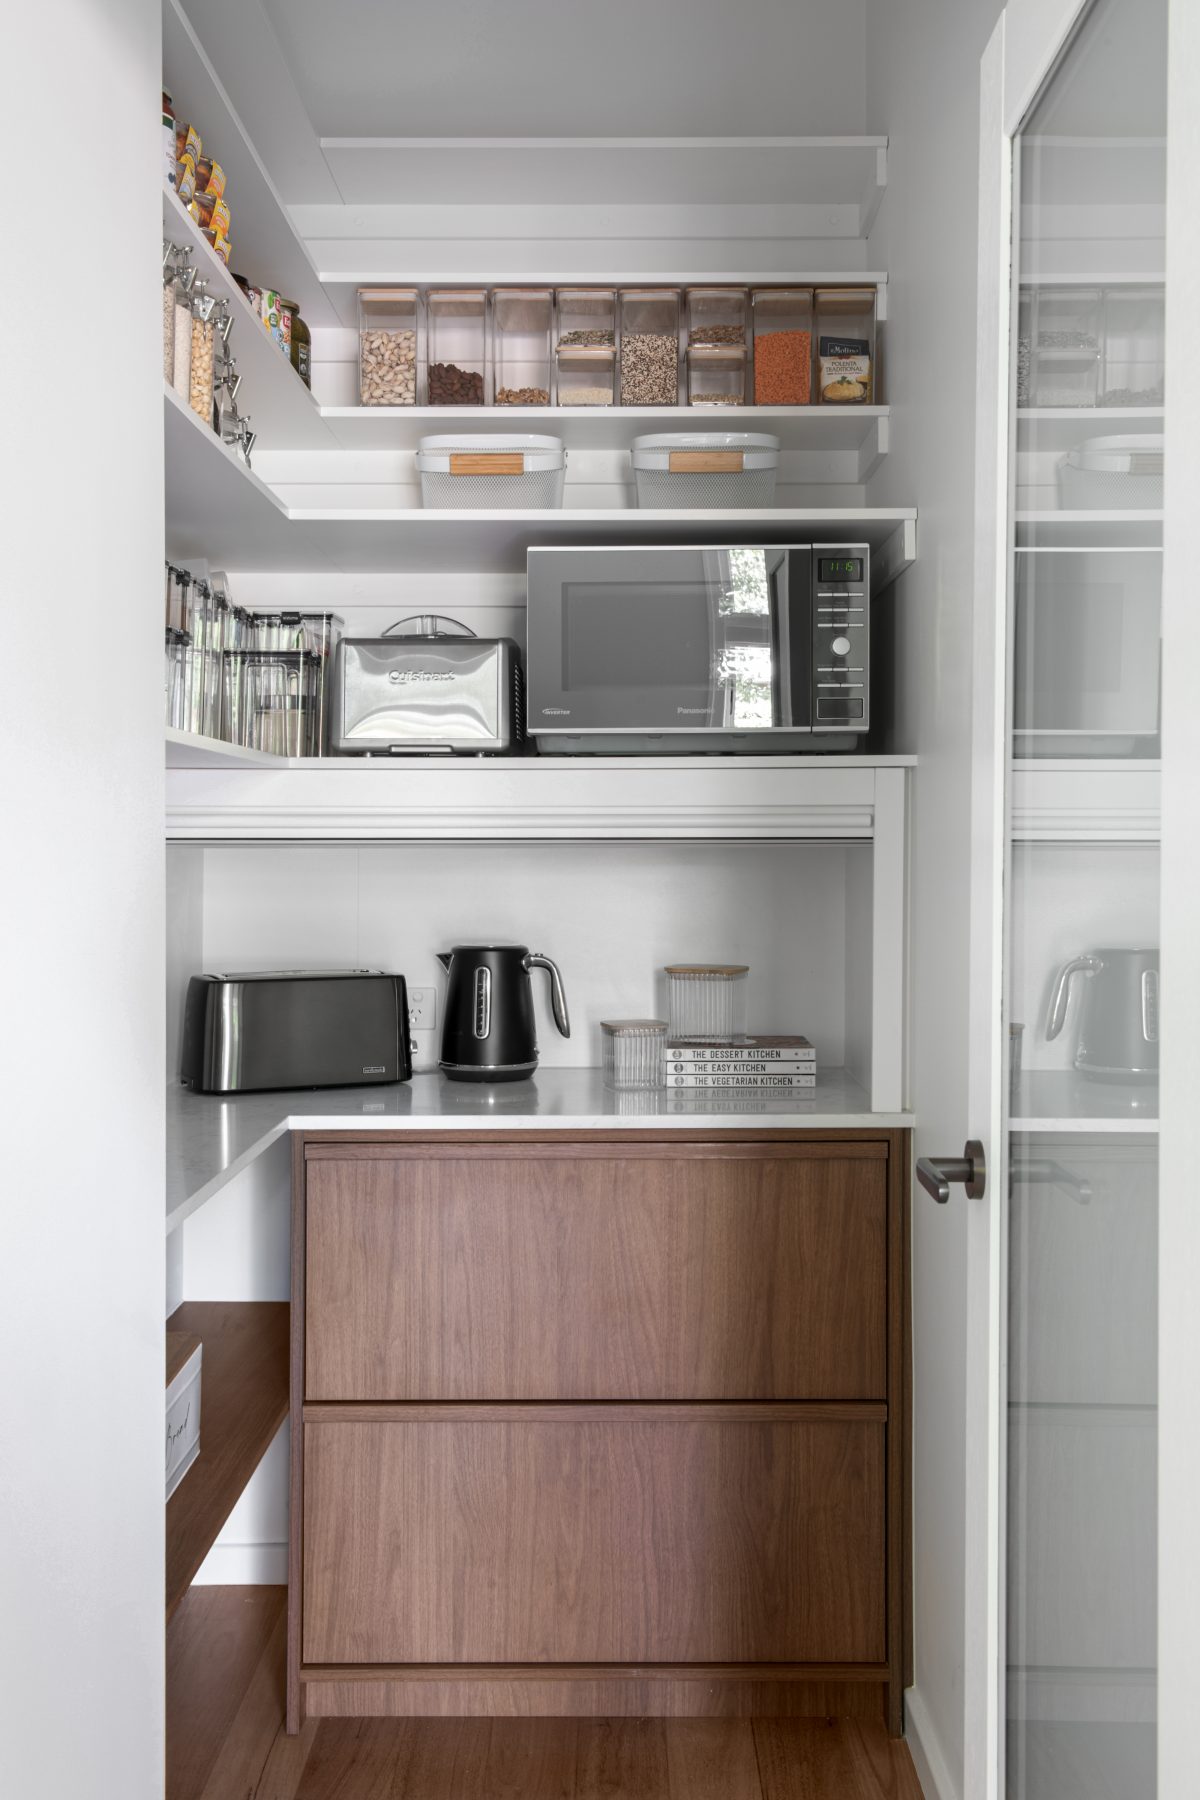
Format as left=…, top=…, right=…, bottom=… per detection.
left=754, top=330, right=811, bottom=404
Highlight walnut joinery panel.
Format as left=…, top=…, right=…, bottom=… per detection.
left=304, top=1145, right=887, bottom=1401
left=301, top=1412, right=885, bottom=1667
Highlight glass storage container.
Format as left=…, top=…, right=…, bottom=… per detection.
left=1028, top=286, right=1101, bottom=407
left=282, top=300, right=311, bottom=389
left=1016, top=287, right=1033, bottom=408
left=164, top=563, right=190, bottom=635
left=601, top=1020, right=667, bottom=1090
left=665, top=965, right=748, bottom=1042
left=170, top=254, right=195, bottom=402
left=188, top=282, right=217, bottom=426
left=165, top=628, right=189, bottom=729
left=1099, top=285, right=1165, bottom=406
left=751, top=288, right=813, bottom=405
left=279, top=611, right=343, bottom=754
left=686, top=287, right=747, bottom=349
left=358, top=288, right=420, bottom=406
left=619, top=289, right=681, bottom=405
left=492, top=288, right=553, bottom=405
left=814, top=288, right=875, bottom=404
left=162, top=243, right=178, bottom=382
left=687, top=346, right=747, bottom=406
left=426, top=290, right=486, bottom=405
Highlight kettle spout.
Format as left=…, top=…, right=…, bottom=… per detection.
left=436, top=951, right=452, bottom=973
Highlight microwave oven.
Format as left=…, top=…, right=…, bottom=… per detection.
left=1012, top=546, right=1161, bottom=757
left=526, top=543, right=871, bottom=753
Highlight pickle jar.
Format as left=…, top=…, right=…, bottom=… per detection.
left=814, top=288, right=876, bottom=404
left=284, top=299, right=312, bottom=389
left=188, top=281, right=218, bottom=426
left=358, top=288, right=420, bottom=405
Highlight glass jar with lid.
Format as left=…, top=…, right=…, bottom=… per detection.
left=686, top=287, right=748, bottom=350
left=426, top=290, right=486, bottom=405
left=751, top=289, right=813, bottom=405
left=188, top=281, right=218, bottom=426
left=492, top=288, right=553, bottom=404
left=284, top=299, right=312, bottom=389
left=358, top=289, right=421, bottom=405
left=555, top=288, right=617, bottom=406
left=814, top=288, right=876, bottom=405
left=162, top=242, right=179, bottom=382
left=686, top=345, right=747, bottom=407
left=619, top=290, right=680, bottom=405
left=170, top=252, right=196, bottom=401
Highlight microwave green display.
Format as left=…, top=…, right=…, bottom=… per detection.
left=818, top=556, right=864, bottom=582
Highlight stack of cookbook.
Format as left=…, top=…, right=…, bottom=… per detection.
left=663, top=1034, right=816, bottom=1091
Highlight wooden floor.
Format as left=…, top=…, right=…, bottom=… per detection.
left=167, top=1588, right=925, bottom=1800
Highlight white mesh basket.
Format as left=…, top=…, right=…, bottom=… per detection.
left=631, top=432, right=780, bottom=509
left=416, top=434, right=567, bottom=509
left=1056, top=434, right=1163, bottom=510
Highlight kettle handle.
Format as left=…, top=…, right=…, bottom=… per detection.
left=526, top=953, right=570, bottom=1038
left=1045, top=954, right=1101, bottom=1040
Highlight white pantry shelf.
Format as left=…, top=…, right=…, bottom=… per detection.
left=1011, top=1071, right=1158, bottom=1135
left=1015, top=407, right=1163, bottom=451
left=163, top=185, right=334, bottom=451
left=164, top=753, right=915, bottom=843
left=165, top=382, right=916, bottom=580
left=1015, top=510, right=1162, bottom=550
left=165, top=729, right=287, bottom=770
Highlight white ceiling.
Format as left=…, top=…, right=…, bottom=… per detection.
left=253, top=0, right=867, bottom=141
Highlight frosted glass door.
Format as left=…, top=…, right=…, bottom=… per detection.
left=1005, top=2, right=1165, bottom=1795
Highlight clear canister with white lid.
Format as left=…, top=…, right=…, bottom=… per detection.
left=601, top=1020, right=667, bottom=1089
left=492, top=288, right=553, bottom=404
left=358, top=288, right=421, bottom=405
left=619, top=289, right=681, bottom=405
left=188, top=281, right=218, bottom=425
left=665, top=965, right=748, bottom=1042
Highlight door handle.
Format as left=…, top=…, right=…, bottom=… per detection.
left=917, top=1140, right=987, bottom=1204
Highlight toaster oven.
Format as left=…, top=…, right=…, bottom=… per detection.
left=329, top=613, right=524, bottom=755
left=526, top=543, right=870, bottom=753
left=181, top=970, right=411, bottom=1093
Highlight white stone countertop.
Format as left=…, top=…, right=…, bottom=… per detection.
left=166, top=1066, right=912, bottom=1235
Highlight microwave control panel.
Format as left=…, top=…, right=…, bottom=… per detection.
left=811, top=544, right=869, bottom=732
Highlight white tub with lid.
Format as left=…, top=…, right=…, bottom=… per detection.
left=630, top=432, right=780, bottom=509
left=1056, top=433, right=1163, bottom=509
left=415, top=434, right=567, bottom=509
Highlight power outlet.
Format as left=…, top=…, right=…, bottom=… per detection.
left=408, top=986, right=437, bottom=1031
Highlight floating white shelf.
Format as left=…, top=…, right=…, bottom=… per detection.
left=164, top=753, right=915, bottom=843
left=1011, top=1070, right=1158, bottom=1135
left=163, top=186, right=335, bottom=451
left=318, top=403, right=890, bottom=475
left=165, top=383, right=916, bottom=580
left=1010, top=760, right=1160, bottom=843
left=1015, top=407, right=1163, bottom=452
left=163, top=0, right=336, bottom=324
left=165, top=728, right=288, bottom=770
left=1015, top=510, right=1162, bottom=550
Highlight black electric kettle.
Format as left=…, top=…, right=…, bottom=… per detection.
left=437, top=944, right=570, bottom=1082
left=1045, top=946, right=1159, bottom=1083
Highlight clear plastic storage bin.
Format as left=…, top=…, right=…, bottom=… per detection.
left=1100, top=286, right=1165, bottom=406
left=666, top=966, right=748, bottom=1043
left=751, top=288, right=813, bottom=405
left=416, top=434, right=567, bottom=508
left=686, top=287, right=748, bottom=349
left=556, top=288, right=616, bottom=351
left=426, top=290, right=487, bottom=405
left=601, top=1020, right=667, bottom=1090
left=686, top=346, right=747, bottom=407
left=492, top=288, right=553, bottom=404
left=619, top=289, right=680, bottom=405
left=1056, top=434, right=1163, bottom=509
left=358, top=288, right=420, bottom=406
left=557, top=346, right=617, bottom=406
left=630, top=432, right=779, bottom=508
left=814, top=288, right=875, bottom=404
left=1028, top=286, right=1101, bottom=407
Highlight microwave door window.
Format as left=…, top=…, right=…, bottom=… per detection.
left=561, top=578, right=720, bottom=725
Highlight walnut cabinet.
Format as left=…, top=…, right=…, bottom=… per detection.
left=288, top=1131, right=911, bottom=1733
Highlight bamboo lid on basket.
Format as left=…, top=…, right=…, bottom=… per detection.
left=664, top=965, right=749, bottom=978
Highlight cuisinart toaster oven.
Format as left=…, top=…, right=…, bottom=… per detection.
left=526, top=543, right=870, bottom=753
left=329, top=614, right=524, bottom=755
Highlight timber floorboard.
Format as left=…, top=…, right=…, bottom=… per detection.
left=168, top=1588, right=925, bottom=1800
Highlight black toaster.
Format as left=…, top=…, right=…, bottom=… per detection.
left=181, top=970, right=412, bottom=1093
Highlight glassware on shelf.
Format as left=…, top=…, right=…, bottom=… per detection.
left=188, top=281, right=218, bottom=427
left=426, top=289, right=486, bottom=405
left=686, top=345, right=747, bottom=407
left=601, top=1020, right=667, bottom=1090
left=685, top=287, right=748, bottom=350
left=170, top=252, right=196, bottom=402
left=665, top=965, right=749, bottom=1042
left=751, top=288, right=813, bottom=405
left=556, top=345, right=617, bottom=406
left=491, top=288, right=553, bottom=405
left=358, top=288, right=420, bottom=406
left=1099, top=286, right=1165, bottom=407
left=1025, top=285, right=1101, bottom=407
left=814, top=288, right=875, bottom=404
left=164, top=628, right=190, bottom=729
left=556, top=288, right=616, bottom=351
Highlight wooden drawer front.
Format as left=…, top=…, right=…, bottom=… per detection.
left=304, top=1146, right=887, bottom=1400
left=302, top=1412, right=886, bottom=1666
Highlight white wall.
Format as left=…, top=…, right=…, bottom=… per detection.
left=0, top=2, right=165, bottom=1795
left=866, top=1, right=1004, bottom=1794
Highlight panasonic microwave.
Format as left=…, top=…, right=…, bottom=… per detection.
left=526, top=543, right=871, bottom=754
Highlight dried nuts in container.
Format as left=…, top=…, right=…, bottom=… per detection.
left=189, top=285, right=217, bottom=426
left=428, top=362, right=485, bottom=404
left=496, top=386, right=550, bottom=406
left=360, top=328, right=417, bottom=404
